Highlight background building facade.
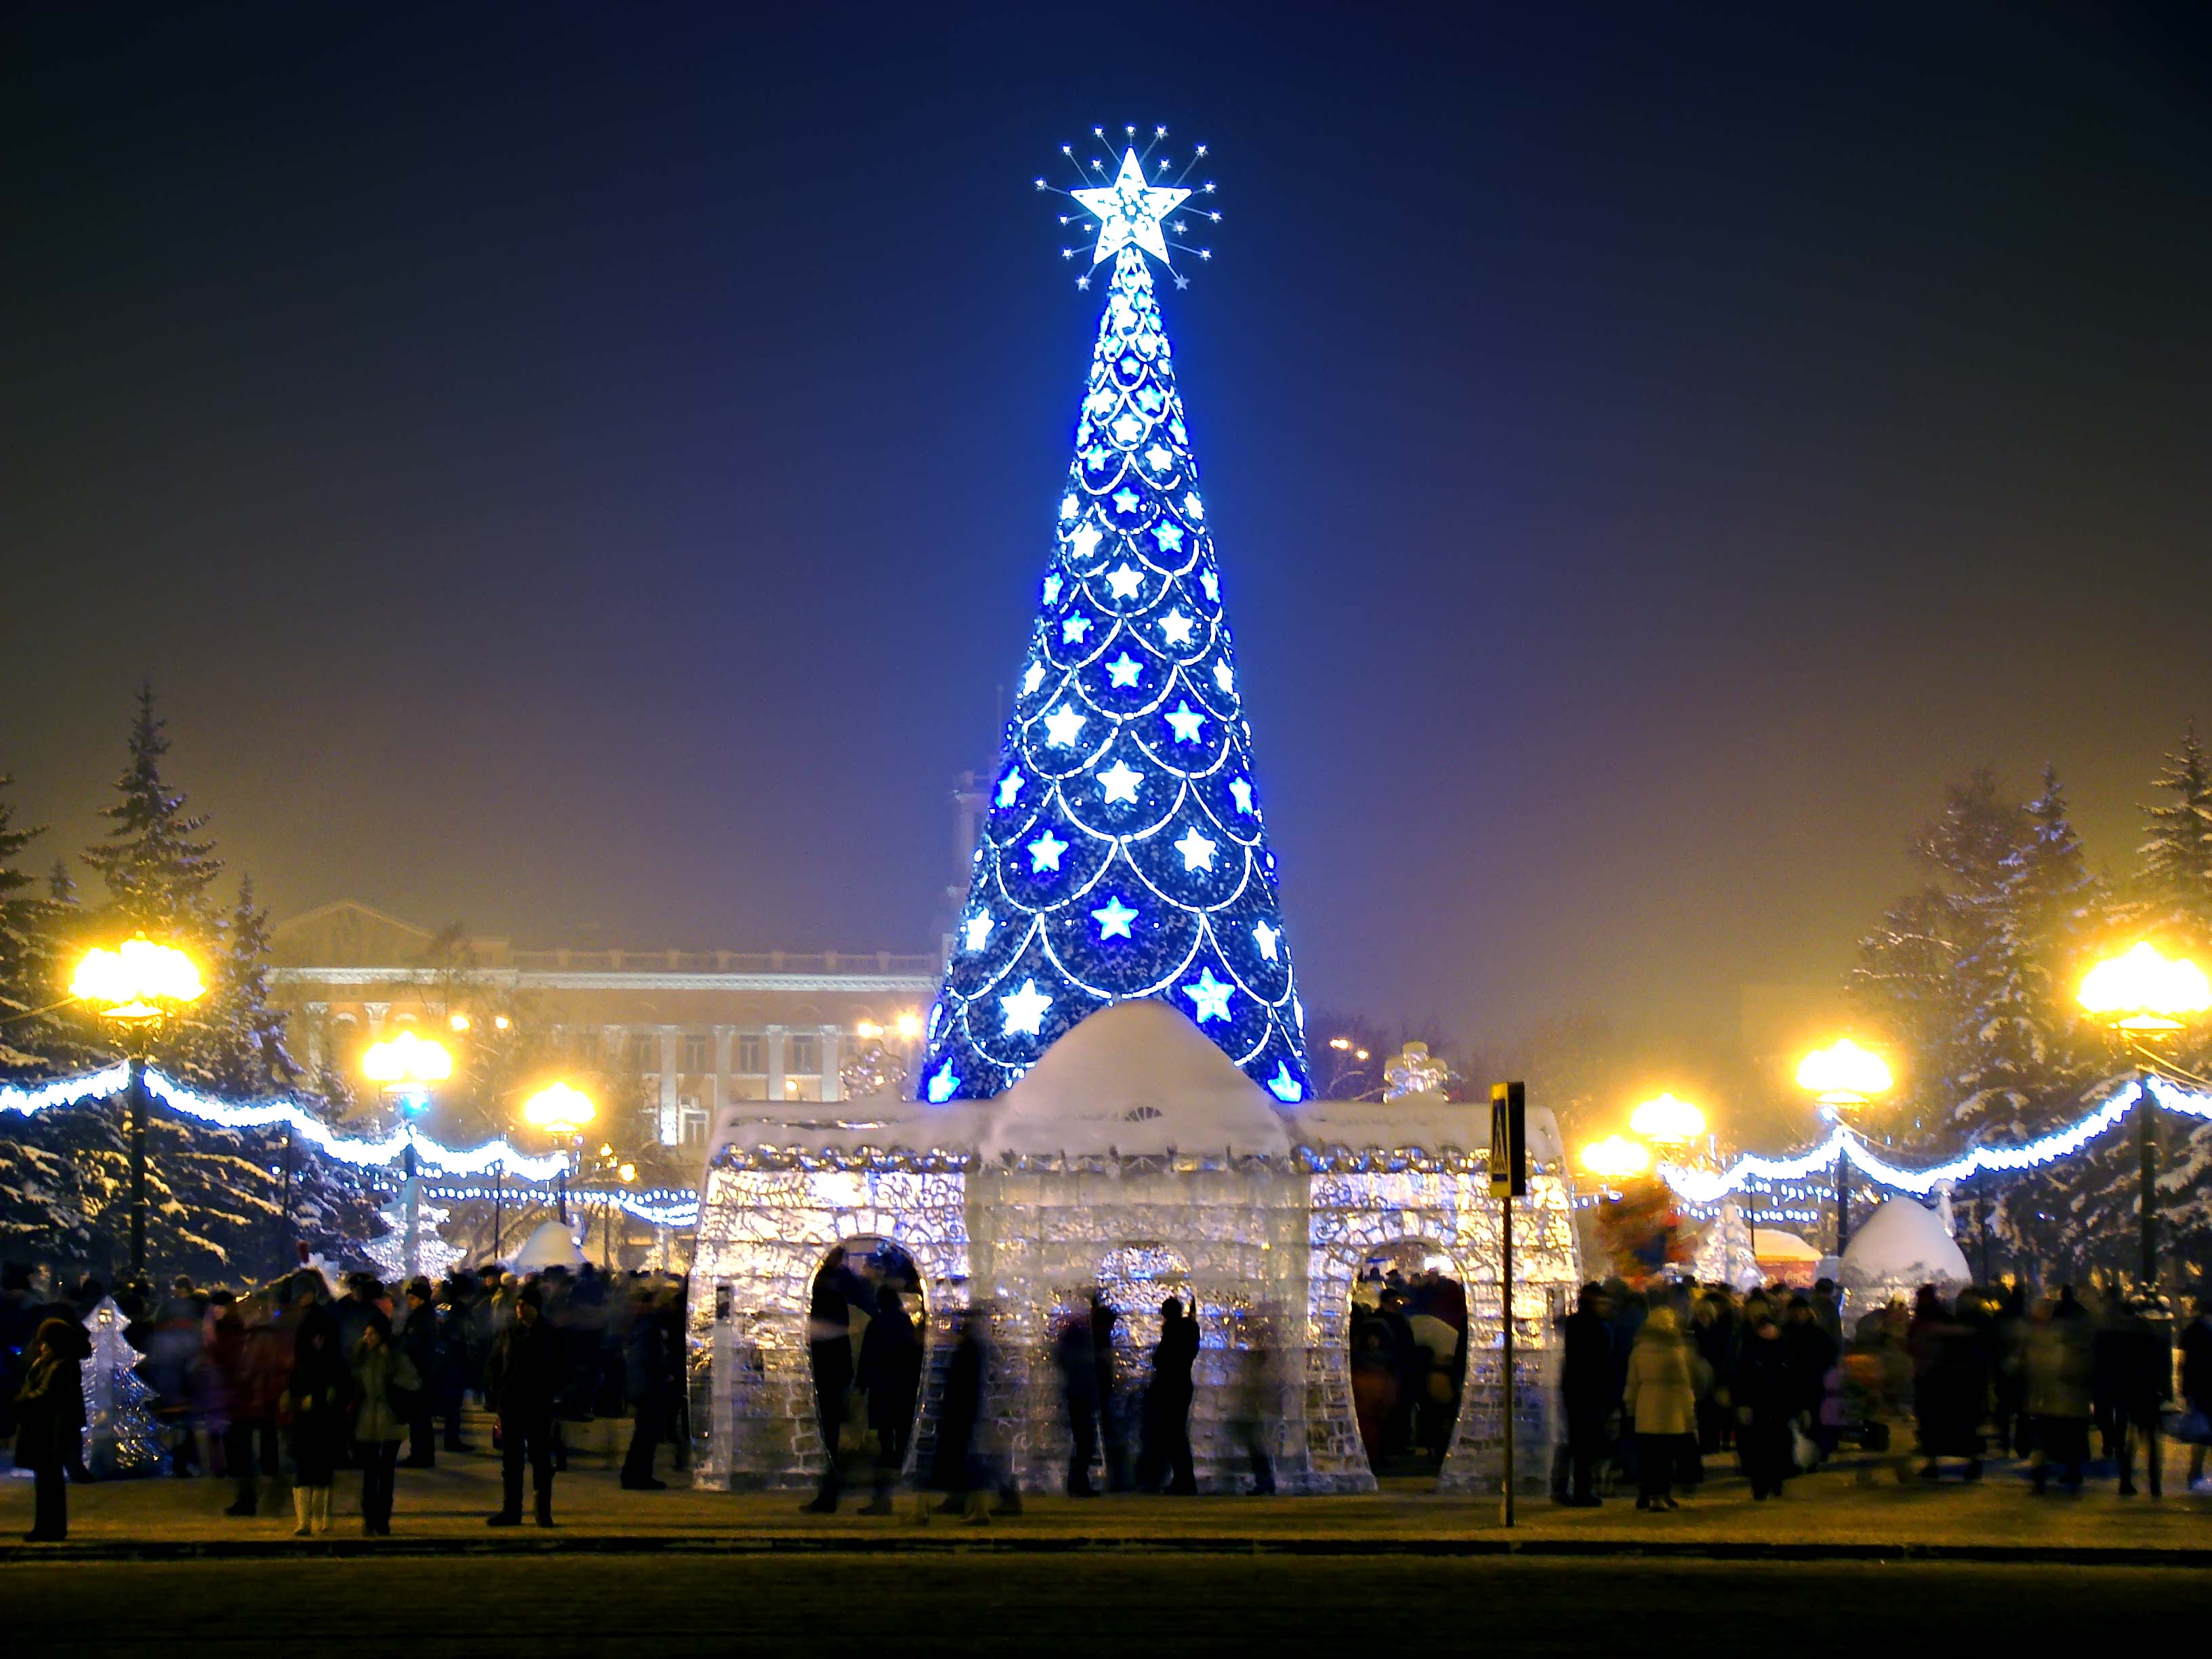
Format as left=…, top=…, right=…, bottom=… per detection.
left=270, top=901, right=938, bottom=1153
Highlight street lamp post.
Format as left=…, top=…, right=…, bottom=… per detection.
left=70, top=938, right=205, bottom=1279
left=2078, top=941, right=2212, bottom=1292
left=363, top=1029, right=453, bottom=1281
left=523, top=1080, right=596, bottom=1225
left=1795, top=1039, right=1893, bottom=1257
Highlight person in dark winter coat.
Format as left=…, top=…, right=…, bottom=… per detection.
left=802, top=1247, right=858, bottom=1513
left=2182, top=1294, right=2212, bottom=1490
left=483, top=1284, right=567, bottom=1527
left=13, top=1319, right=79, bottom=1542
left=284, top=1305, right=349, bottom=1536
left=1908, top=1287, right=1988, bottom=1479
left=855, top=1286, right=922, bottom=1515
left=397, top=1279, right=439, bottom=1469
left=1558, top=1284, right=1616, bottom=1506
left=1055, top=1301, right=1103, bottom=1496
left=2112, top=1298, right=2171, bottom=1498
left=620, top=1286, right=670, bottom=1490
left=928, top=1303, right=1019, bottom=1523
left=1139, top=1296, right=1200, bottom=1495
left=1733, top=1309, right=1795, bottom=1499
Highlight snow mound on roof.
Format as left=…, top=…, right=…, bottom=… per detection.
left=979, top=999, right=1292, bottom=1159
left=1841, top=1197, right=1969, bottom=1290
left=1294, top=1095, right=1567, bottom=1165
left=708, top=1095, right=986, bottom=1162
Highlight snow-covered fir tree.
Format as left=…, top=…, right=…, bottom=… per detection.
left=0, top=773, right=108, bottom=1258
left=1851, top=769, right=2028, bottom=1150
left=2102, top=726, right=2212, bottom=1274
left=82, top=684, right=224, bottom=943
left=2134, top=723, right=2212, bottom=957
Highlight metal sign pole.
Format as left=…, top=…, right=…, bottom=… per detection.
left=1500, top=1182, right=1515, bottom=1528
left=1491, top=1080, right=1527, bottom=1529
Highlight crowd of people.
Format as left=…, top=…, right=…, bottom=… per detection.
left=1559, top=1274, right=2212, bottom=1510
left=1349, top=1265, right=1469, bottom=1473
left=0, top=1258, right=689, bottom=1542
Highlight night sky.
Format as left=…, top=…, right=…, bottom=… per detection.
left=7, top=4, right=2210, bottom=1086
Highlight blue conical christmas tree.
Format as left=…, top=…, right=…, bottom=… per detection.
left=921, top=149, right=1311, bottom=1105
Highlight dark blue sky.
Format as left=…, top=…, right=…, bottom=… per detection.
left=5, top=3, right=2209, bottom=1067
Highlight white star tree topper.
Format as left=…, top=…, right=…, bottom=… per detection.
left=1071, top=149, right=1192, bottom=266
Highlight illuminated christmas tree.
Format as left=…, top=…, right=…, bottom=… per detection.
left=83, top=1296, right=161, bottom=1478
left=921, top=138, right=1310, bottom=1104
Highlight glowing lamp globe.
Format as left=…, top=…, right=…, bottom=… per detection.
left=362, top=1029, right=453, bottom=1088
left=2078, top=942, right=2212, bottom=1034
left=894, top=1011, right=922, bottom=1041
left=70, top=938, right=204, bottom=1023
left=524, top=1080, right=596, bottom=1136
left=1795, top=1039, right=1893, bottom=1107
left=1628, top=1092, right=1706, bottom=1147
left=1580, top=1134, right=1651, bottom=1182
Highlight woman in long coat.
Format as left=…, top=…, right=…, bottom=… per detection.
left=13, top=1319, right=80, bottom=1542
left=1623, top=1305, right=1696, bottom=1511
left=283, top=1305, right=348, bottom=1536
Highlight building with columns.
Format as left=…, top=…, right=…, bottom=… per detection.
left=269, top=901, right=938, bottom=1150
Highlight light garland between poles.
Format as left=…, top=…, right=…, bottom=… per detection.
left=9, top=1063, right=2208, bottom=1235
left=1659, top=1076, right=2212, bottom=1204
left=0, top=1064, right=570, bottom=1179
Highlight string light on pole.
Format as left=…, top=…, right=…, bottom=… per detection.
left=2078, top=940, right=2211, bottom=1290
left=362, top=1030, right=452, bottom=1279
left=70, top=937, right=205, bottom=1277
left=1795, top=1038, right=1892, bottom=1256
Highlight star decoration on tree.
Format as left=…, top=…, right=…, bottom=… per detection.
left=1229, top=777, right=1255, bottom=815
left=999, top=978, right=1054, bottom=1038
left=1071, top=148, right=1193, bottom=266
left=1027, top=828, right=1069, bottom=872
left=964, top=912, right=996, bottom=953
left=1164, top=701, right=1206, bottom=743
left=1098, top=760, right=1143, bottom=804
left=1091, top=895, right=1139, bottom=939
left=1105, top=563, right=1144, bottom=600
left=997, top=769, right=1025, bottom=807
left=1252, top=919, right=1279, bottom=961
left=1183, top=966, right=1235, bottom=1024
left=1158, top=609, right=1194, bottom=646
left=1106, top=653, right=1143, bottom=688
left=1042, top=706, right=1086, bottom=747
left=1174, top=825, right=1216, bottom=872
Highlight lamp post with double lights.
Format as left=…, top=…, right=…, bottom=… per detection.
left=362, top=1029, right=453, bottom=1280
left=1795, top=1038, right=1893, bottom=1256
left=523, top=1080, right=596, bottom=1225
left=70, top=938, right=205, bottom=1278
left=2078, top=941, right=2211, bottom=1292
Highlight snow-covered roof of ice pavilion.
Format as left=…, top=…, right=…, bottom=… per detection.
left=704, top=1001, right=1561, bottom=1173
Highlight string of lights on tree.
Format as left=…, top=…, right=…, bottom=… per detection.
left=920, top=127, right=1311, bottom=1105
